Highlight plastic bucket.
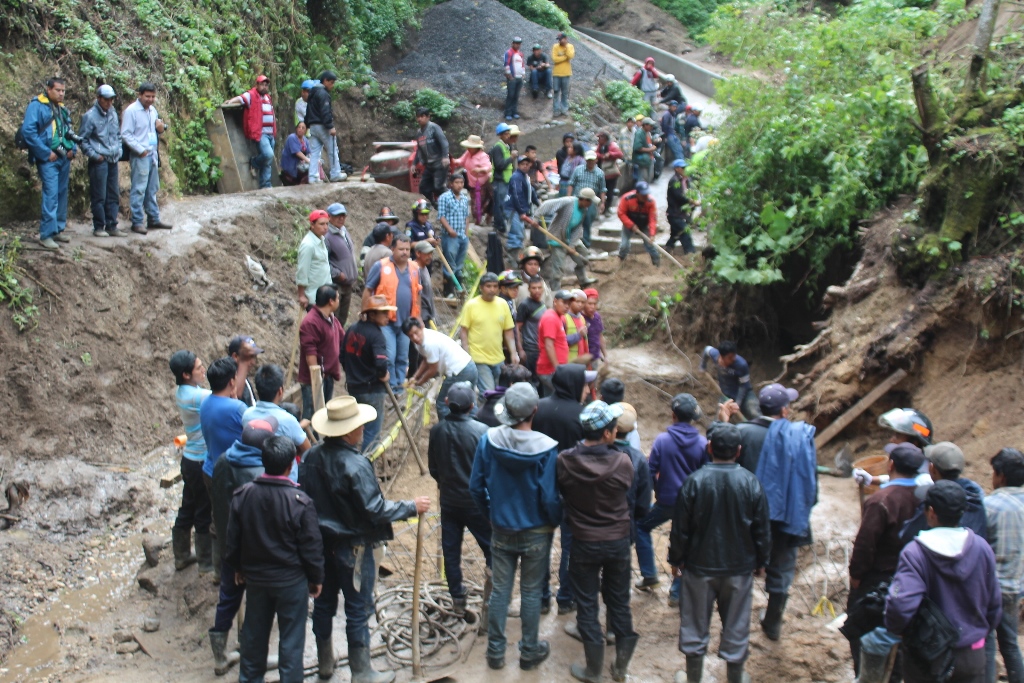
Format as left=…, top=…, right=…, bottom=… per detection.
left=853, top=454, right=889, bottom=505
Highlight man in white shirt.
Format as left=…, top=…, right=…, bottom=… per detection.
left=121, top=82, right=172, bottom=234
left=402, top=317, right=479, bottom=419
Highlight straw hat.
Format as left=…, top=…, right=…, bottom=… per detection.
left=460, top=135, right=485, bottom=149
left=311, top=396, right=378, bottom=437
left=362, top=294, right=397, bottom=314
left=508, top=124, right=521, bottom=136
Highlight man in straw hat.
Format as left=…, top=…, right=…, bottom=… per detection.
left=302, top=396, right=431, bottom=683
left=341, top=295, right=393, bottom=452
left=453, top=133, right=492, bottom=225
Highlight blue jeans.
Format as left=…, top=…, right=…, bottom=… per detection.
left=129, top=154, right=160, bottom=226
left=552, top=76, right=571, bottom=115
left=508, top=211, right=525, bottom=250
left=476, top=362, right=502, bottom=393
left=441, top=234, right=469, bottom=292
left=544, top=521, right=575, bottom=607
left=250, top=133, right=275, bottom=189
left=504, top=78, right=523, bottom=118
left=765, top=533, right=799, bottom=595
left=636, top=502, right=680, bottom=601
left=665, top=133, right=684, bottom=162
left=313, top=542, right=377, bottom=649
left=307, top=123, right=342, bottom=182
left=558, top=180, right=570, bottom=197
left=300, top=375, right=335, bottom=421
left=349, top=390, right=386, bottom=453
left=580, top=202, right=599, bottom=248
left=381, top=322, right=410, bottom=389
left=492, top=180, right=510, bottom=233
left=437, top=362, right=478, bottom=420
left=986, top=592, right=1024, bottom=683
left=488, top=529, right=552, bottom=661
left=36, top=157, right=70, bottom=240
left=531, top=68, right=552, bottom=93
left=212, top=558, right=246, bottom=633
left=238, top=579, right=308, bottom=683
left=441, top=505, right=493, bottom=599
left=619, top=225, right=659, bottom=264
left=87, top=159, right=119, bottom=231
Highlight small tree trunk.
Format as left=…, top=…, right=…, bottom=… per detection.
left=958, top=0, right=1001, bottom=114
left=912, top=65, right=945, bottom=165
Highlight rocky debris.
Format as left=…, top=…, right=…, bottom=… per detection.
left=113, top=629, right=135, bottom=643
left=137, top=562, right=174, bottom=596
left=143, top=617, right=160, bottom=633
left=142, top=534, right=169, bottom=567
left=115, top=640, right=141, bottom=655
left=381, top=0, right=623, bottom=107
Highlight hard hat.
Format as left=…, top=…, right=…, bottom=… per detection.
left=878, top=408, right=934, bottom=445
left=498, top=270, right=523, bottom=286
left=411, top=199, right=431, bottom=214
left=496, top=122, right=511, bottom=134
left=519, top=246, right=543, bottom=265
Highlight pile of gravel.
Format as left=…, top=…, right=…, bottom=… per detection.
left=381, top=0, right=622, bottom=106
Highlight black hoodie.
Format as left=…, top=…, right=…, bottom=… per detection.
left=532, top=364, right=586, bottom=452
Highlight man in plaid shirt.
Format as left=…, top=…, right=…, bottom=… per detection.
left=985, top=448, right=1024, bottom=682
left=568, top=150, right=607, bottom=249
left=438, top=173, right=471, bottom=297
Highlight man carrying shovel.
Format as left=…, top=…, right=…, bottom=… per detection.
left=536, top=191, right=597, bottom=292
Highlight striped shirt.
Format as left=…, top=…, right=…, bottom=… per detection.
left=240, top=91, right=275, bottom=136
left=985, top=486, right=1024, bottom=593
left=438, top=189, right=470, bottom=238
left=569, top=165, right=607, bottom=196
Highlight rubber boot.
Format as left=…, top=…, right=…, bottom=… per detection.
left=760, top=592, right=788, bottom=641
left=726, top=661, right=750, bottom=683
left=855, top=647, right=897, bottom=683
left=570, top=642, right=605, bottom=682
left=316, top=636, right=335, bottom=680
left=349, top=644, right=395, bottom=683
left=208, top=630, right=239, bottom=676
left=610, top=635, right=639, bottom=682
left=172, top=527, right=197, bottom=570
left=195, top=532, right=214, bottom=574
left=674, top=655, right=704, bottom=683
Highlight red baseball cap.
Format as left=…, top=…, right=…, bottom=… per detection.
left=255, top=74, right=269, bottom=83
left=583, top=288, right=599, bottom=299
left=309, top=209, right=329, bottom=223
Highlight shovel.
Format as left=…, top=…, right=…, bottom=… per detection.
left=816, top=444, right=854, bottom=478
left=408, top=514, right=455, bottom=683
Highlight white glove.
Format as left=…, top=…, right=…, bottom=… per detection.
left=853, top=468, right=873, bottom=486
left=878, top=474, right=890, bottom=485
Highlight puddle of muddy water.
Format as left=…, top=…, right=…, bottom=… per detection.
left=0, top=533, right=140, bottom=683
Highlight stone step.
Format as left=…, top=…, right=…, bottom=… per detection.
left=590, top=235, right=650, bottom=255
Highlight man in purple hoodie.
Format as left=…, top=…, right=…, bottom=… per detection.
left=885, top=480, right=1001, bottom=683
left=635, top=393, right=708, bottom=607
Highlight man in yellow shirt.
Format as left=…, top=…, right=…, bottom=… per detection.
left=551, top=33, right=575, bottom=118
left=459, top=272, right=519, bottom=392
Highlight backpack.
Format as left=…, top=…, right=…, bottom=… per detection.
left=14, top=127, right=28, bottom=151
left=903, top=595, right=959, bottom=682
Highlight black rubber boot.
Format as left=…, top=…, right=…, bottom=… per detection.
left=172, top=527, right=197, bottom=570
left=674, top=655, right=704, bottom=682
left=349, top=644, right=395, bottom=683
left=726, top=661, right=750, bottom=683
left=760, top=592, right=788, bottom=641
left=570, top=642, right=605, bottom=682
left=208, top=630, right=239, bottom=676
left=316, top=636, right=335, bottom=680
left=195, top=532, right=214, bottom=574
left=610, top=635, right=638, bottom=682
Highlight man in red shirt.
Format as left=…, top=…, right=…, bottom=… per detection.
left=536, top=289, right=572, bottom=397
left=617, top=181, right=660, bottom=266
left=299, top=284, right=344, bottom=421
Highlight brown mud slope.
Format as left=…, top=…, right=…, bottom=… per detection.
left=784, top=196, right=1024, bottom=483
left=0, top=181, right=422, bottom=464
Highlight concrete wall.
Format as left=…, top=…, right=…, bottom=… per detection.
left=206, top=106, right=281, bottom=194
left=575, top=27, right=724, bottom=98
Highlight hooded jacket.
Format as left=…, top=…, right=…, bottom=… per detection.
left=648, top=422, right=708, bottom=508
left=469, top=425, right=562, bottom=533
left=558, top=442, right=636, bottom=542
left=532, top=364, right=586, bottom=452
left=21, top=95, right=76, bottom=164
left=899, top=477, right=988, bottom=545
left=211, top=439, right=265, bottom=564
left=78, top=101, right=121, bottom=162
left=885, top=527, right=1001, bottom=648
left=428, top=413, right=489, bottom=508
left=303, top=84, right=334, bottom=128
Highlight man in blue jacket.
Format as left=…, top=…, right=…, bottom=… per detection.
left=898, top=442, right=988, bottom=543
left=635, top=393, right=708, bottom=607
left=78, top=84, right=123, bottom=238
left=21, top=77, right=76, bottom=250
left=505, top=155, right=539, bottom=262
left=470, top=382, right=562, bottom=672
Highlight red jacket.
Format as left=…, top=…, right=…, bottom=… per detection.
left=298, top=307, right=344, bottom=384
left=242, top=87, right=276, bottom=142
left=617, top=191, right=658, bottom=237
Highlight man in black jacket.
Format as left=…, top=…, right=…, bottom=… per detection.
left=533, top=363, right=589, bottom=614
left=301, top=396, right=430, bottom=683
left=342, top=296, right=393, bottom=453
left=559, top=401, right=648, bottom=683
left=226, top=436, right=324, bottom=683
left=413, top=107, right=450, bottom=205
left=304, top=70, right=345, bottom=183
left=428, top=382, right=491, bottom=615
left=670, top=424, right=771, bottom=683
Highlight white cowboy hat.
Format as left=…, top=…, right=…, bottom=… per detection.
left=311, top=396, right=377, bottom=437
left=460, top=134, right=485, bottom=149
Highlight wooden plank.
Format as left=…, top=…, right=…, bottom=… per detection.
left=815, top=369, right=908, bottom=449
left=159, top=469, right=182, bottom=489
left=311, top=365, right=326, bottom=413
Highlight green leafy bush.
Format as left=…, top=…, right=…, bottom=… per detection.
left=648, top=0, right=727, bottom=39
left=697, top=0, right=946, bottom=288
left=501, top=0, right=571, bottom=31
left=0, top=229, right=38, bottom=331
left=394, top=89, right=458, bottom=122
left=175, top=100, right=223, bottom=193
left=604, top=81, right=651, bottom=120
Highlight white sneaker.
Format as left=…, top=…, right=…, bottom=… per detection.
left=329, top=173, right=348, bottom=182
left=547, top=92, right=554, bottom=99
left=249, top=166, right=258, bottom=178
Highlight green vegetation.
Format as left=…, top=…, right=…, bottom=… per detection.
left=392, top=88, right=459, bottom=122
left=603, top=81, right=652, bottom=121
left=501, top=0, right=571, bottom=31
left=0, top=230, right=39, bottom=331
left=697, top=0, right=952, bottom=287
left=648, top=0, right=727, bottom=39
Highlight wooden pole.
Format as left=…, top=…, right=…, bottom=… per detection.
left=433, top=247, right=463, bottom=292
left=385, top=383, right=427, bottom=475
left=285, top=306, right=303, bottom=386
left=814, top=369, right=908, bottom=450
left=310, top=365, right=326, bottom=413
left=631, top=226, right=686, bottom=269
left=411, top=514, right=426, bottom=679
left=537, top=216, right=582, bottom=258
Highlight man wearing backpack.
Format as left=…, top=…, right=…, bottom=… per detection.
left=20, top=77, right=77, bottom=250
left=885, top=481, right=1001, bottom=683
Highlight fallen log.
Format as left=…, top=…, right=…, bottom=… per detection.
left=815, top=369, right=908, bottom=450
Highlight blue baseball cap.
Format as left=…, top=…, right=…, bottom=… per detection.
left=634, top=181, right=651, bottom=195
left=326, top=202, right=347, bottom=216
left=672, top=159, right=689, bottom=169
left=301, top=79, right=317, bottom=90
left=496, top=122, right=511, bottom=134
left=580, top=401, right=624, bottom=431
